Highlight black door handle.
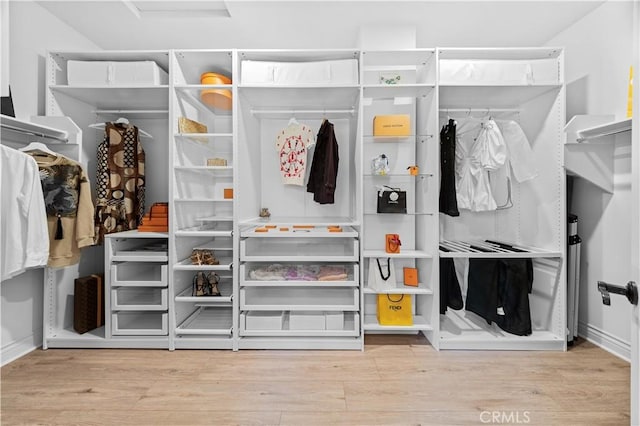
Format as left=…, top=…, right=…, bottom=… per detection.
left=597, top=281, right=638, bottom=306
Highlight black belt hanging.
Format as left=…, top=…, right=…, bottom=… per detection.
left=376, top=258, right=391, bottom=281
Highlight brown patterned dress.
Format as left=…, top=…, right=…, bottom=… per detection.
left=94, top=122, right=145, bottom=244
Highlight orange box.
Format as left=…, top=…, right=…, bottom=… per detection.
left=280, top=227, right=289, bottom=231
left=403, top=267, right=418, bottom=287
left=373, top=114, right=411, bottom=136
left=224, top=188, right=233, bottom=199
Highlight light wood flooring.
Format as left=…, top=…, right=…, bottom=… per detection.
left=1, top=336, right=630, bottom=425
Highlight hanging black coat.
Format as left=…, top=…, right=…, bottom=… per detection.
left=306, top=120, right=338, bottom=204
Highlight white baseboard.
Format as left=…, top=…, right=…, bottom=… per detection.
left=578, top=321, right=630, bottom=362
left=1, top=329, right=42, bottom=367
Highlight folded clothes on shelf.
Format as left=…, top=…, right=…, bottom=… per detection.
left=248, top=264, right=348, bottom=282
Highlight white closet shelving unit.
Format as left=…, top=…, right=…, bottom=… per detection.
left=360, top=49, right=439, bottom=343
left=43, top=50, right=170, bottom=348
left=236, top=50, right=363, bottom=350
left=170, top=50, right=236, bottom=350
left=437, top=48, right=566, bottom=350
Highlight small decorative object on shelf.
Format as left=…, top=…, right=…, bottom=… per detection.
left=371, top=153, right=390, bottom=175
left=190, top=249, right=219, bottom=265
left=178, top=117, right=207, bottom=134
left=192, top=272, right=221, bottom=297
left=373, top=114, right=410, bottom=136
left=377, top=186, right=407, bottom=214
left=403, top=267, right=418, bottom=287
left=379, top=72, right=401, bottom=85
left=207, top=157, right=227, bottom=166
left=385, top=234, right=401, bottom=254
left=407, top=165, right=419, bottom=176
left=259, top=207, right=271, bottom=218
left=139, top=202, right=168, bottom=232
left=224, top=188, right=233, bottom=199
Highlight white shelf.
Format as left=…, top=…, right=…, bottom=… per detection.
left=44, top=327, right=168, bottom=349
left=174, top=85, right=233, bottom=116
left=238, top=85, right=360, bottom=109
left=240, top=216, right=358, bottom=227
left=1, top=114, right=69, bottom=142
left=577, top=118, right=632, bottom=142
left=363, top=315, right=432, bottom=331
left=174, top=166, right=233, bottom=171
left=362, top=49, right=435, bottom=67
left=438, top=47, right=562, bottom=60
left=363, top=284, right=432, bottom=295
left=363, top=250, right=432, bottom=259
left=439, top=240, right=562, bottom=258
left=175, top=133, right=233, bottom=142
left=439, top=310, right=564, bottom=350
left=174, top=257, right=233, bottom=271
left=174, top=198, right=233, bottom=203
left=241, top=280, right=358, bottom=288
left=198, top=216, right=234, bottom=223
left=175, top=287, right=233, bottom=304
left=175, top=229, right=232, bottom=238
left=439, top=84, right=561, bottom=108
left=241, top=225, right=358, bottom=238
left=175, top=307, right=233, bottom=336
left=240, top=288, right=359, bottom=311
left=49, top=85, right=169, bottom=110
left=112, top=252, right=168, bottom=262
left=363, top=84, right=434, bottom=99
left=105, top=230, right=168, bottom=239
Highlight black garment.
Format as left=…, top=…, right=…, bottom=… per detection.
left=307, top=120, right=339, bottom=204
left=466, top=258, right=534, bottom=336
left=439, top=119, right=459, bottom=216
left=440, top=258, right=463, bottom=314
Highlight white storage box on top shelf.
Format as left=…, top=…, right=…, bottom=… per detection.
left=241, top=59, right=358, bottom=85
left=439, top=59, right=560, bottom=85
left=67, top=60, right=169, bottom=86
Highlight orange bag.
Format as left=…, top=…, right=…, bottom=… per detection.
left=385, top=234, right=401, bottom=254
left=403, top=267, right=418, bottom=287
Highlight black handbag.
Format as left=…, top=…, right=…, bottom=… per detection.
left=377, top=186, right=407, bottom=214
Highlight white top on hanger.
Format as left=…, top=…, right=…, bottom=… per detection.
left=88, top=117, right=153, bottom=139
left=18, top=141, right=58, bottom=156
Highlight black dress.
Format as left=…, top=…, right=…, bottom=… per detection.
left=307, top=120, right=339, bottom=204
left=439, top=119, right=459, bottom=217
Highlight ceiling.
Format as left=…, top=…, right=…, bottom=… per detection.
left=35, top=1, right=606, bottom=50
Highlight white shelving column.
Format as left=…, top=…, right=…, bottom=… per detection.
left=170, top=50, right=235, bottom=350
left=360, top=50, right=439, bottom=344
left=437, top=47, right=566, bottom=351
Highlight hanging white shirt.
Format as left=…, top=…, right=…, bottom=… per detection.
left=1, top=145, right=49, bottom=281
left=495, top=120, right=538, bottom=183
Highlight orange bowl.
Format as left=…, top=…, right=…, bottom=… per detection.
left=200, top=72, right=232, bottom=110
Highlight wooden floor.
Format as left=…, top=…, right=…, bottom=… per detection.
left=1, top=336, right=630, bottom=426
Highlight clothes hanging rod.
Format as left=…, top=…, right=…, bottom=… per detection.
left=438, top=108, right=520, bottom=113
left=92, top=109, right=169, bottom=115
left=250, top=108, right=356, bottom=116
left=0, top=124, right=69, bottom=143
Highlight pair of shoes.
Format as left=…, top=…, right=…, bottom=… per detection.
left=190, top=249, right=220, bottom=266
left=192, top=272, right=221, bottom=297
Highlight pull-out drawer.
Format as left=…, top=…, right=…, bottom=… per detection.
left=111, top=311, right=168, bottom=336
left=240, top=287, right=359, bottom=311
left=111, top=263, right=168, bottom=287
left=111, top=287, right=168, bottom=311
left=240, top=262, right=359, bottom=287
left=239, top=311, right=360, bottom=337
left=241, top=237, right=359, bottom=262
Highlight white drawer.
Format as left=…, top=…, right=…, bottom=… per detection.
left=111, top=312, right=168, bottom=336
left=111, top=263, right=168, bottom=287
left=241, top=238, right=359, bottom=262
left=239, top=312, right=360, bottom=337
left=240, top=263, right=359, bottom=287
left=111, top=287, right=168, bottom=311
left=240, top=287, right=359, bottom=311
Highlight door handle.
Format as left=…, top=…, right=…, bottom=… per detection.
left=597, top=281, right=638, bottom=306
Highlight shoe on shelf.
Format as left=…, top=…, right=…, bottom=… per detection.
left=206, top=272, right=221, bottom=296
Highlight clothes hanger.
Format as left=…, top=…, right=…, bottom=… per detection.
left=89, top=117, right=153, bottom=138
left=18, top=141, right=58, bottom=156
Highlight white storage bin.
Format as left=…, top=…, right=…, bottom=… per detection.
left=245, top=311, right=284, bottom=330
left=289, top=311, right=326, bottom=330
left=111, top=312, right=168, bottom=336
left=67, top=60, right=169, bottom=86
left=240, top=238, right=359, bottom=261
left=439, top=59, right=559, bottom=85
left=241, top=59, right=358, bottom=85
left=111, top=263, right=167, bottom=287
left=325, top=311, right=344, bottom=330
left=111, top=287, right=168, bottom=311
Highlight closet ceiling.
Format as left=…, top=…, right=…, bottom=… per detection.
left=36, top=1, right=605, bottom=49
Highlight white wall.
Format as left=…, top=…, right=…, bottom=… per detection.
left=546, top=1, right=635, bottom=359
left=1, top=1, right=99, bottom=366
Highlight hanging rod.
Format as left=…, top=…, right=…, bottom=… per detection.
left=250, top=108, right=356, bottom=116
left=438, top=108, right=520, bottom=114
left=0, top=123, right=69, bottom=143
left=92, top=109, right=169, bottom=115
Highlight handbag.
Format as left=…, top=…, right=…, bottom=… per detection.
left=377, top=186, right=407, bottom=214
left=367, top=257, right=397, bottom=291
left=377, top=294, right=413, bottom=326
left=385, top=234, right=401, bottom=254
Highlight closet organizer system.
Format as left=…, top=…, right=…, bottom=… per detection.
left=35, top=48, right=565, bottom=351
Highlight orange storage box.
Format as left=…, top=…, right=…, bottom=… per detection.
left=200, top=72, right=232, bottom=110
left=139, top=202, right=168, bottom=232
left=373, top=114, right=411, bottom=136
